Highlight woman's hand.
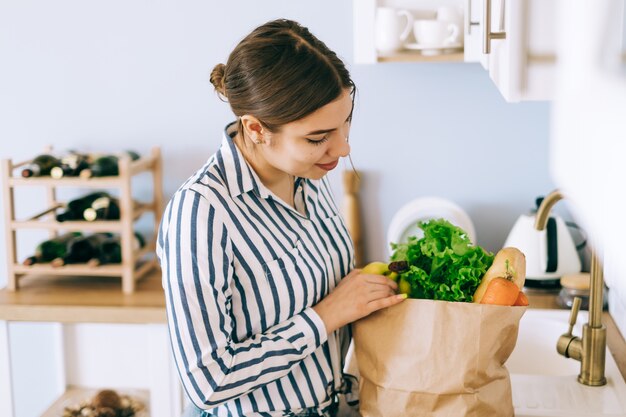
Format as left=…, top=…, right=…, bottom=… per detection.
left=312, top=268, right=407, bottom=334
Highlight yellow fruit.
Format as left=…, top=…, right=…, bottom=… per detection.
left=399, top=278, right=411, bottom=296
left=362, top=262, right=400, bottom=282
left=361, top=261, right=389, bottom=275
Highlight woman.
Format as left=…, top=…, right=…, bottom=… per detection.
left=157, top=19, right=406, bottom=417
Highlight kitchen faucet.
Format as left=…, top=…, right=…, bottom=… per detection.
left=534, top=189, right=607, bottom=386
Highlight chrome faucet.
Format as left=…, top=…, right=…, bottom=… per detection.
left=534, top=189, right=607, bottom=386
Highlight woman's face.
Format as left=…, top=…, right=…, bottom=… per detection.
left=261, top=88, right=353, bottom=180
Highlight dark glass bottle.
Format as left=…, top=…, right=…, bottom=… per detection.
left=55, top=192, right=111, bottom=222
left=97, top=232, right=146, bottom=265
left=52, top=233, right=112, bottom=266
left=50, top=151, right=91, bottom=179
left=80, top=151, right=140, bottom=178
left=22, top=232, right=82, bottom=265
left=83, top=196, right=120, bottom=221
left=20, top=154, right=61, bottom=178
left=126, top=150, right=140, bottom=161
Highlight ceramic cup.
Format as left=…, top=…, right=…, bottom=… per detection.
left=413, top=19, right=460, bottom=47
left=375, top=7, right=414, bottom=55
left=436, top=5, right=464, bottom=43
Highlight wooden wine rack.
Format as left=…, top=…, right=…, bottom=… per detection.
left=1, top=147, right=164, bottom=294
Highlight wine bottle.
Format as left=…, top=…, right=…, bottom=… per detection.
left=79, top=151, right=140, bottom=178
left=50, top=151, right=90, bottom=179
left=22, top=232, right=82, bottom=265
left=51, top=233, right=112, bottom=266
left=83, top=196, right=120, bottom=221
left=97, top=232, right=146, bottom=265
left=55, top=192, right=111, bottom=222
left=20, top=154, right=61, bottom=178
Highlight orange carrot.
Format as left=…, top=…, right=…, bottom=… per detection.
left=513, top=291, right=529, bottom=306
left=480, top=277, right=520, bottom=306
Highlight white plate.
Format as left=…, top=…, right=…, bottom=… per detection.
left=386, top=196, right=476, bottom=257
left=404, top=42, right=463, bottom=56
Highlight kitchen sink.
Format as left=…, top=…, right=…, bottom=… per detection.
left=507, top=309, right=626, bottom=417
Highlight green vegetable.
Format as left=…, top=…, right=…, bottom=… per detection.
left=389, top=219, right=494, bottom=302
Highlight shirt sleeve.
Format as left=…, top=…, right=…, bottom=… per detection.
left=157, top=189, right=328, bottom=410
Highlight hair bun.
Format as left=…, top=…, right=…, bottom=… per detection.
left=210, top=63, right=227, bottom=96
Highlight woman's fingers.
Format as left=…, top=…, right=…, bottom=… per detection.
left=314, top=268, right=409, bottom=331
left=367, top=293, right=407, bottom=312
left=361, top=274, right=398, bottom=290
left=367, top=287, right=396, bottom=299
left=366, top=282, right=398, bottom=293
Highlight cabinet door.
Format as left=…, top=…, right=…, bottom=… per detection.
left=485, top=0, right=558, bottom=102
left=551, top=0, right=626, bottom=301
left=464, top=0, right=489, bottom=68
left=354, top=0, right=377, bottom=64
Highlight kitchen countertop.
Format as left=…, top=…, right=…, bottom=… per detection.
left=0, top=268, right=166, bottom=324
left=0, top=272, right=624, bottom=381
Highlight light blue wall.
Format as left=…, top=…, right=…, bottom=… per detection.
left=0, top=1, right=552, bottom=416
left=0, top=0, right=554, bottom=267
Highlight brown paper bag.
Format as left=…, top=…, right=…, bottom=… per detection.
left=353, top=299, right=526, bottom=417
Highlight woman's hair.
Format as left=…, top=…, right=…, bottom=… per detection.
left=210, top=19, right=355, bottom=134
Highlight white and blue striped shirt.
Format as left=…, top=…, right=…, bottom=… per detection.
left=157, top=124, right=358, bottom=417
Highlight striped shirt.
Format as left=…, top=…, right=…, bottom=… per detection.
left=157, top=123, right=358, bottom=417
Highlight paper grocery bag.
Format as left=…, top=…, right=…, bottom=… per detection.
left=353, top=299, right=526, bottom=417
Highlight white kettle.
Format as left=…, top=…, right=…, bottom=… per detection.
left=504, top=198, right=582, bottom=287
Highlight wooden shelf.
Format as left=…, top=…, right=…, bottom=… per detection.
left=8, top=176, right=124, bottom=187
left=0, top=267, right=165, bottom=323
left=378, top=50, right=465, bottom=63
left=11, top=202, right=155, bottom=232
left=12, top=258, right=157, bottom=277
left=40, top=386, right=149, bottom=417
left=12, top=219, right=126, bottom=232
left=1, top=147, right=164, bottom=293
left=8, top=153, right=158, bottom=188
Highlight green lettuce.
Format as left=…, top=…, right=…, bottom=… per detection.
left=390, top=219, right=494, bottom=302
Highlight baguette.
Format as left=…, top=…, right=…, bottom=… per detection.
left=473, top=247, right=526, bottom=303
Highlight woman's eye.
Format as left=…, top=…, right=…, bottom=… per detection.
left=306, top=136, right=328, bottom=146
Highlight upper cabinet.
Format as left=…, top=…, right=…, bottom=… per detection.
left=354, top=0, right=477, bottom=64
left=354, top=0, right=625, bottom=102
left=484, top=0, right=558, bottom=102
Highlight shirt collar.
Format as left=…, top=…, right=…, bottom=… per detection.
left=216, top=122, right=271, bottom=199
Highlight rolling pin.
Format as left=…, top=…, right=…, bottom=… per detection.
left=342, top=169, right=364, bottom=268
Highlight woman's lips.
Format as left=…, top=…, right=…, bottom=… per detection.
left=315, top=160, right=339, bottom=171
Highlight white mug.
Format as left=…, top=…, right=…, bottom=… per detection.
left=436, top=6, right=464, bottom=43
left=375, top=7, right=414, bottom=55
left=414, top=19, right=460, bottom=47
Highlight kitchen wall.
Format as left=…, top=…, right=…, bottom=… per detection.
left=0, top=0, right=571, bottom=415
left=0, top=0, right=559, bottom=262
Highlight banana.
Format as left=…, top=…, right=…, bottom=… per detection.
left=398, top=277, right=411, bottom=295
left=362, top=261, right=399, bottom=282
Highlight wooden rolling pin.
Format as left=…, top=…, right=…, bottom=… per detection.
left=342, top=170, right=364, bottom=268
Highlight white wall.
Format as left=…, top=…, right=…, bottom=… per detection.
left=0, top=0, right=557, bottom=261
left=0, top=1, right=565, bottom=416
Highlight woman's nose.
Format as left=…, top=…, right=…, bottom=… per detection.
left=328, top=131, right=351, bottom=158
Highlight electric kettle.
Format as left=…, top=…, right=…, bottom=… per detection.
left=504, top=197, right=582, bottom=288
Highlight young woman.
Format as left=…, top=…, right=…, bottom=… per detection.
left=157, top=19, right=406, bottom=417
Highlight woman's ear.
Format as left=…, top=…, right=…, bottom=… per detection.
left=240, top=115, right=266, bottom=145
